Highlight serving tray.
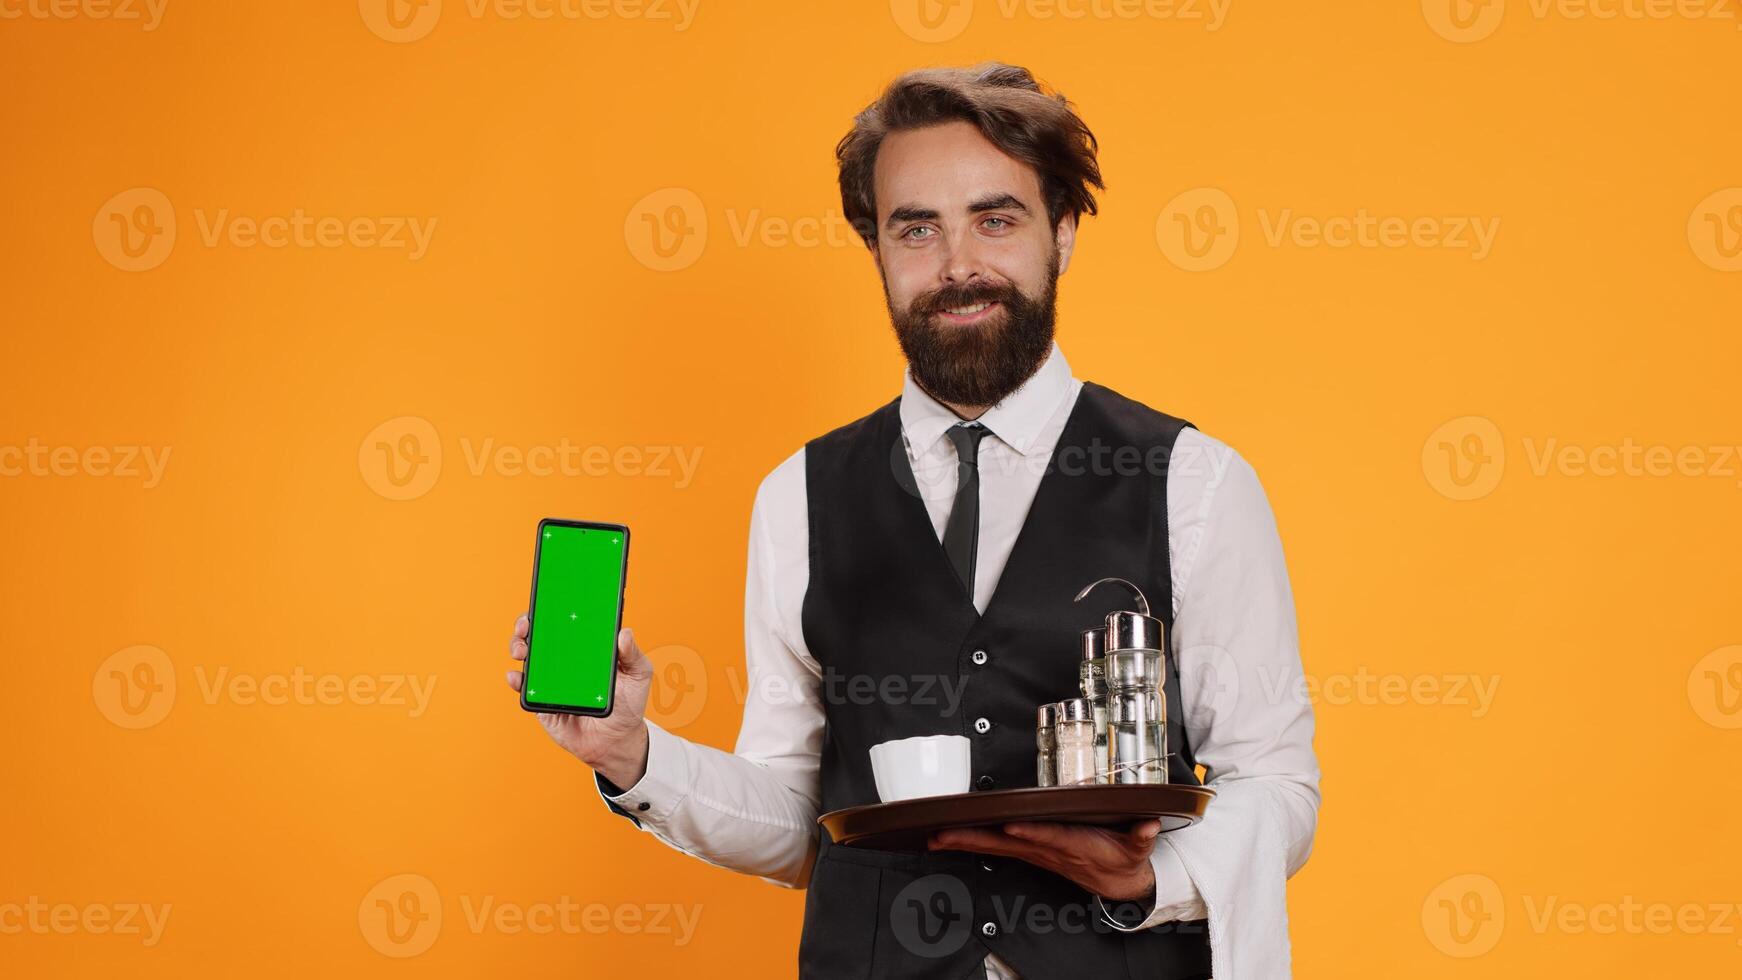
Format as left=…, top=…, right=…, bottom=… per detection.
left=819, top=783, right=1214, bottom=851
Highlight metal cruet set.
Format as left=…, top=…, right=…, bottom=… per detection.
left=1035, top=577, right=1170, bottom=787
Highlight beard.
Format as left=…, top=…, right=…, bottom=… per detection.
left=886, top=248, right=1059, bottom=409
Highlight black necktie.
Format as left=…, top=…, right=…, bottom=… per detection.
left=942, top=422, right=990, bottom=596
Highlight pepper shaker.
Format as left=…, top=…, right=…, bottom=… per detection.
left=1036, top=702, right=1059, bottom=787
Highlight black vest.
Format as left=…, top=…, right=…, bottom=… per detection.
left=797, top=382, right=1212, bottom=980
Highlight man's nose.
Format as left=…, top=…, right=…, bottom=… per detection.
left=938, top=231, right=989, bottom=286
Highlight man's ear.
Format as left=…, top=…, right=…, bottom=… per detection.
left=1055, top=214, right=1078, bottom=276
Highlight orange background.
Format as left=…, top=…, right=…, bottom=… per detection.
left=3, top=0, right=1740, bottom=976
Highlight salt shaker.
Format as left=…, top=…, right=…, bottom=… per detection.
left=1074, top=577, right=1169, bottom=785
left=1053, top=698, right=1099, bottom=786
left=1036, top=702, right=1059, bottom=787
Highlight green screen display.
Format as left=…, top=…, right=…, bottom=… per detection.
left=526, top=523, right=625, bottom=711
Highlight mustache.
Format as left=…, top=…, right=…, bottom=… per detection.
left=916, top=281, right=1019, bottom=314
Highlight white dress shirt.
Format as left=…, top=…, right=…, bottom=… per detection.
left=598, top=344, right=1321, bottom=979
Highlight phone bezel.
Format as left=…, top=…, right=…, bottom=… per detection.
left=520, top=517, right=630, bottom=717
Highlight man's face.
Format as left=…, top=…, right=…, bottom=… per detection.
left=871, top=119, right=1077, bottom=409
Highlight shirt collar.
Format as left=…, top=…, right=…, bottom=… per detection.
left=899, top=343, right=1074, bottom=460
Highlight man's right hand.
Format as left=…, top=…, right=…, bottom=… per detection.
left=506, top=614, right=654, bottom=790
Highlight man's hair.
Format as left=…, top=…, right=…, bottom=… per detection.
left=835, top=62, right=1104, bottom=250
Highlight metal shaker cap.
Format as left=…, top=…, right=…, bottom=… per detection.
left=1080, top=626, right=1106, bottom=661
left=1073, top=577, right=1163, bottom=653
left=1056, top=698, right=1094, bottom=722
left=1037, top=702, right=1060, bottom=729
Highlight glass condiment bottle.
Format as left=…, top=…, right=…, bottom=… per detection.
left=1036, top=702, right=1059, bottom=787
left=1077, top=626, right=1110, bottom=780
left=1105, top=648, right=1167, bottom=784
left=1053, top=698, right=1098, bottom=786
left=1074, top=576, right=1169, bottom=784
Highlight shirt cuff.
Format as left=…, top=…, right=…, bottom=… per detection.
left=594, top=720, right=690, bottom=829
left=1096, top=836, right=1206, bottom=931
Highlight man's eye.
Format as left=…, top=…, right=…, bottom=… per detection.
left=904, top=226, right=934, bottom=241
left=983, top=217, right=1008, bottom=230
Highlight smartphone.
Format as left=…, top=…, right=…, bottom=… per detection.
left=520, top=518, right=630, bottom=717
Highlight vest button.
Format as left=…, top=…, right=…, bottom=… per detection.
left=976, top=775, right=994, bottom=790
left=970, top=649, right=988, bottom=666
left=973, top=717, right=991, bottom=734
left=981, top=922, right=999, bottom=938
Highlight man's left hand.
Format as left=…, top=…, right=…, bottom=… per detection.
left=927, top=819, right=1161, bottom=901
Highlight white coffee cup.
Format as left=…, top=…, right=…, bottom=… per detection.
left=868, top=734, right=972, bottom=802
